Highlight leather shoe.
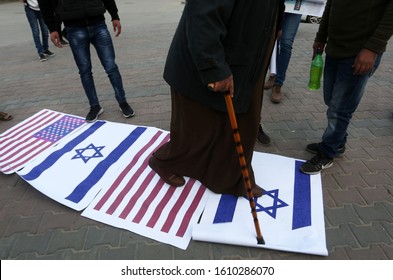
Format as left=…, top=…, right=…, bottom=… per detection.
left=148, top=156, right=185, bottom=187
left=270, top=85, right=283, bottom=103
left=264, top=75, right=275, bottom=89
left=242, top=184, right=265, bottom=198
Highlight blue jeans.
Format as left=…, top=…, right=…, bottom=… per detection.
left=66, top=22, right=126, bottom=107
left=274, top=12, right=302, bottom=86
left=319, top=54, right=382, bottom=158
left=24, top=6, right=49, bottom=55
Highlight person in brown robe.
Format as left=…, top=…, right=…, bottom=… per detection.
left=149, top=0, right=285, bottom=197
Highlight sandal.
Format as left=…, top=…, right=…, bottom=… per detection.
left=0, top=112, right=12, bottom=121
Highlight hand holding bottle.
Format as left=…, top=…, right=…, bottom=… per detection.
left=308, top=43, right=325, bottom=90
left=312, top=42, right=325, bottom=59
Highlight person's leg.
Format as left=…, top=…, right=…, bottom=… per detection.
left=62, top=28, right=68, bottom=41
left=91, top=22, right=127, bottom=105
left=66, top=26, right=100, bottom=107
left=24, top=6, right=44, bottom=55
left=264, top=40, right=278, bottom=90
left=274, top=12, right=302, bottom=86
left=271, top=13, right=301, bottom=103
left=37, top=12, right=50, bottom=53
left=257, top=124, right=271, bottom=145
left=301, top=54, right=382, bottom=174
left=319, top=55, right=382, bottom=158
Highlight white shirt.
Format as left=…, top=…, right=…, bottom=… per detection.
left=26, top=0, right=40, bottom=11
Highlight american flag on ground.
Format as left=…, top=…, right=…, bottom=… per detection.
left=0, top=109, right=86, bottom=174
left=82, top=164, right=209, bottom=249
left=17, top=119, right=210, bottom=249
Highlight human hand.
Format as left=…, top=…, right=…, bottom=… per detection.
left=50, top=31, right=62, bottom=48
left=208, top=75, right=234, bottom=97
left=353, top=48, right=377, bottom=75
left=312, top=41, right=325, bottom=59
left=112, top=20, right=122, bottom=37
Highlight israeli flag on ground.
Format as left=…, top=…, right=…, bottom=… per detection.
left=192, top=152, right=328, bottom=256
left=17, top=121, right=169, bottom=211
left=16, top=118, right=210, bottom=249
left=13, top=111, right=327, bottom=253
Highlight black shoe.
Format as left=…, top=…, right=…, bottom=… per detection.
left=257, top=124, right=271, bottom=146
left=119, top=102, right=135, bottom=118
left=86, top=105, right=104, bottom=123
left=61, top=39, right=69, bottom=46
left=62, top=29, right=68, bottom=41
left=43, top=50, right=55, bottom=57
left=39, top=53, right=47, bottom=62
left=306, top=142, right=345, bottom=158
left=300, top=153, right=333, bottom=175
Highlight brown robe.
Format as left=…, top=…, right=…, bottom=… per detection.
left=153, top=0, right=283, bottom=196
left=153, top=48, right=273, bottom=196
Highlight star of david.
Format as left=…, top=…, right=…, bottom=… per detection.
left=72, top=143, right=105, bottom=163
left=250, top=189, right=289, bottom=219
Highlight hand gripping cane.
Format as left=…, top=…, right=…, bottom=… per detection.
left=209, top=84, right=265, bottom=244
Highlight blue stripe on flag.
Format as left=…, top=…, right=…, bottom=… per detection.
left=213, top=194, right=238, bottom=223
left=21, top=121, right=105, bottom=181
left=292, top=160, right=311, bottom=230
left=66, top=126, right=147, bottom=203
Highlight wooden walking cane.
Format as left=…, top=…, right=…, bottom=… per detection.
left=209, top=84, right=265, bottom=245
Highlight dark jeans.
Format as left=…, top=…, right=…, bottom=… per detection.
left=319, top=54, right=382, bottom=158
left=24, top=6, right=49, bottom=55
left=66, top=22, right=127, bottom=107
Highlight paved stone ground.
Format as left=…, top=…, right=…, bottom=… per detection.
left=0, top=1, right=392, bottom=260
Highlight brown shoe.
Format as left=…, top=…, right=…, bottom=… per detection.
left=242, top=184, right=265, bottom=198
left=148, top=156, right=186, bottom=187
left=270, top=85, right=282, bottom=103
left=264, top=75, right=275, bottom=89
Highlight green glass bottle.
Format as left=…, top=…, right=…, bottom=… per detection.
left=308, top=50, right=324, bottom=90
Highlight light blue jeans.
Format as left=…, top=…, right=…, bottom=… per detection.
left=274, top=12, right=302, bottom=86
left=24, top=6, right=49, bottom=55
left=319, top=54, right=382, bottom=158
left=66, top=22, right=126, bottom=107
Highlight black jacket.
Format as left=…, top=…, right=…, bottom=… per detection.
left=316, top=0, right=393, bottom=58
left=38, top=0, right=120, bottom=32
left=163, top=0, right=284, bottom=113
